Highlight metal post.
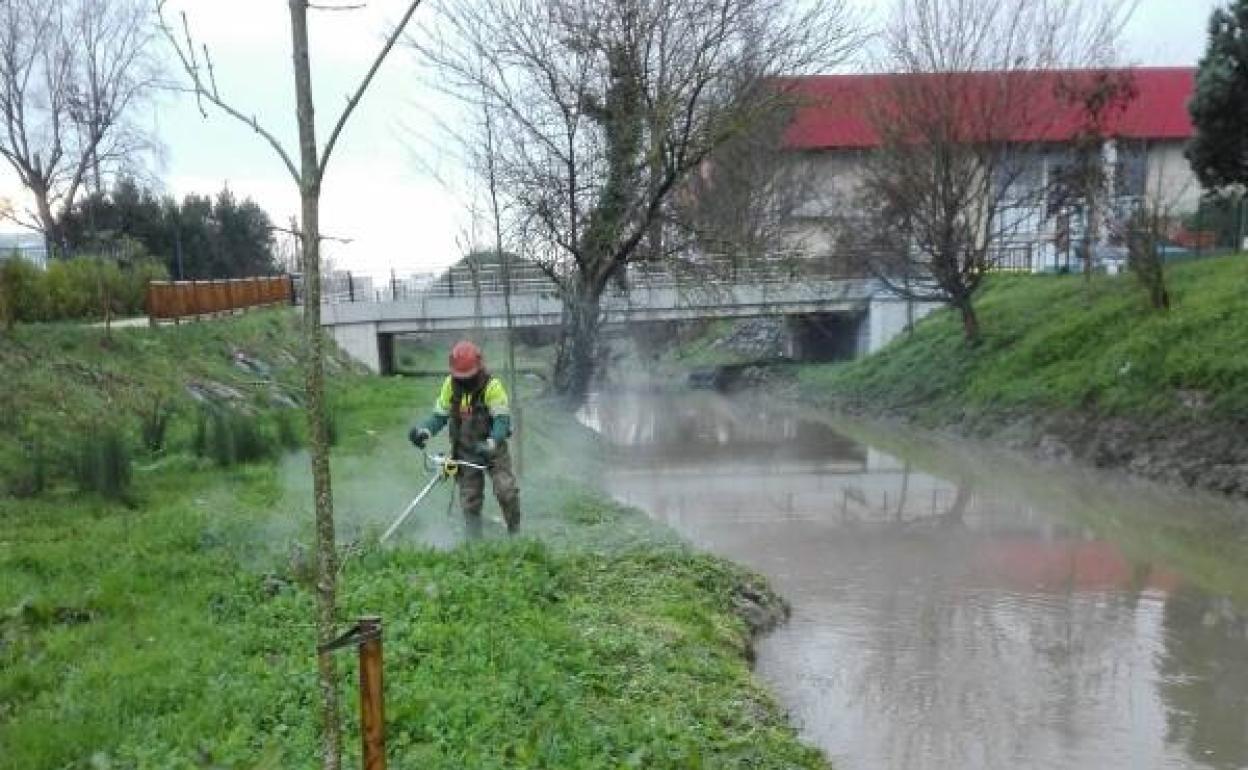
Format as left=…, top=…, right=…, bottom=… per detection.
left=1233, top=194, right=1243, bottom=252
left=348, top=271, right=356, bottom=303
left=358, top=616, right=385, bottom=770
left=391, top=268, right=398, bottom=301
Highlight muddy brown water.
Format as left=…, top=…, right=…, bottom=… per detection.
left=579, top=391, right=1248, bottom=770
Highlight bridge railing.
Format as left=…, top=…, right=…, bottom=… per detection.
left=313, top=255, right=866, bottom=305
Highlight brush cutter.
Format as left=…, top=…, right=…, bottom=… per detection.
left=380, top=450, right=487, bottom=543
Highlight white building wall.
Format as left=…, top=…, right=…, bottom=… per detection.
left=791, top=138, right=1203, bottom=274
left=1146, top=142, right=1202, bottom=215
left=783, top=150, right=869, bottom=258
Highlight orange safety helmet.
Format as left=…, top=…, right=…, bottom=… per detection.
left=449, top=340, right=483, bottom=378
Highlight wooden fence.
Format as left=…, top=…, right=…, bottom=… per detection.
left=146, top=276, right=293, bottom=321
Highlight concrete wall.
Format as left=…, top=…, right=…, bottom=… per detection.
left=330, top=321, right=381, bottom=373
left=867, top=296, right=940, bottom=354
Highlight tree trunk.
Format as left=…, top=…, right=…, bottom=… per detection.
left=957, top=296, right=980, bottom=343
left=32, top=182, right=58, bottom=260
left=484, top=106, right=521, bottom=474
left=1083, top=193, right=1098, bottom=286
left=288, top=3, right=341, bottom=769
left=1144, top=262, right=1170, bottom=311
left=1153, top=282, right=1170, bottom=311
left=554, top=279, right=602, bottom=402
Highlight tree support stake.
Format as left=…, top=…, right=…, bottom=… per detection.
left=319, top=616, right=386, bottom=770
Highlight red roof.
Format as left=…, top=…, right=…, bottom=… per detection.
left=782, top=67, right=1196, bottom=150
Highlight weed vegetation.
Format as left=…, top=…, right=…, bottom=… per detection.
left=1, top=320, right=824, bottom=768
left=0, top=310, right=354, bottom=497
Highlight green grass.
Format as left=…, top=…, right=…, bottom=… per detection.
left=799, top=255, right=1248, bottom=423
left=1, top=324, right=824, bottom=769
left=654, top=320, right=757, bottom=368
left=395, top=333, right=555, bottom=375
left=0, top=309, right=362, bottom=496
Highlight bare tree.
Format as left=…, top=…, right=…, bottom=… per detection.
left=157, top=3, right=421, bottom=768
left=0, top=0, right=161, bottom=258
left=414, top=0, right=860, bottom=400
left=841, top=0, right=1135, bottom=342
left=677, top=97, right=820, bottom=275
left=1050, top=70, right=1139, bottom=285
left=1125, top=200, right=1171, bottom=310
left=479, top=95, right=526, bottom=475
left=1120, top=156, right=1198, bottom=312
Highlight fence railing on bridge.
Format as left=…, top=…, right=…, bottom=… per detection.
left=312, top=255, right=866, bottom=306
left=146, top=276, right=293, bottom=322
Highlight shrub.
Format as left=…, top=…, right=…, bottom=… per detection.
left=139, top=396, right=174, bottom=454
left=75, top=427, right=132, bottom=501
left=1, top=255, right=168, bottom=323
left=0, top=255, right=49, bottom=327
left=3, top=439, right=49, bottom=498
left=197, top=406, right=277, bottom=467
left=192, top=407, right=210, bottom=458
left=208, top=409, right=234, bottom=467
left=274, top=408, right=302, bottom=450
left=230, top=413, right=274, bottom=464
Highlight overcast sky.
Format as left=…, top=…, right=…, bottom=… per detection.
left=0, top=0, right=1223, bottom=278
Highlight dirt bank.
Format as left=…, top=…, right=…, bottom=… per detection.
left=812, top=396, right=1248, bottom=498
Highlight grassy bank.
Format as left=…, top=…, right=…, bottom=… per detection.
left=0, top=309, right=359, bottom=498
left=1, top=319, right=824, bottom=768
left=800, top=256, right=1248, bottom=421
left=394, top=332, right=555, bottom=375
left=790, top=257, right=1248, bottom=495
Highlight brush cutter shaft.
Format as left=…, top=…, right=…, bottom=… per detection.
left=380, top=472, right=444, bottom=543
left=379, top=451, right=489, bottom=543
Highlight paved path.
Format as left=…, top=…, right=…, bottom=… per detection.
left=89, top=316, right=150, bottom=329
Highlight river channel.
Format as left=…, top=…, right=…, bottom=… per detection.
left=579, top=390, right=1248, bottom=770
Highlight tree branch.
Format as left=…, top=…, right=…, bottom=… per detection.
left=318, top=0, right=422, bottom=182
left=269, top=223, right=354, bottom=243
left=156, top=1, right=301, bottom=185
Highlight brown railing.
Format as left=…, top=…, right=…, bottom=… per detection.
left=146, top=276, right=293, bottom=321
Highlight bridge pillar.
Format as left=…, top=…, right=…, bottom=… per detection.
left=867, top=296, right=940, bottom=353
left=330, top=322, right=383, bottom=373
left=377, top=333, right=396, bottom=376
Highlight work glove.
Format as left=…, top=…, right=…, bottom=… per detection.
left=409, top=427, right=431, bottom=448
left=473, top=438, right=497, bottom=459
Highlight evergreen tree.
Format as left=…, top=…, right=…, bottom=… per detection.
left=1187, top=2, right=1248, bottom=189
left=59, top=179, right=279, bottom=278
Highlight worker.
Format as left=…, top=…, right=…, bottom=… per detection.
left=408, top=341, right=521, bottom=536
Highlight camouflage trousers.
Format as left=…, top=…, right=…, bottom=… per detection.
left=457, top=441, right=521, bottom=536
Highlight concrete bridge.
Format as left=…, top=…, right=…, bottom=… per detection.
left=318, top=263, right=930, bottom=373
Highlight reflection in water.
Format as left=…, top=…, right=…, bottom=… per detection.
left=581, top=392, right=1248, bottom=770
left=1160, top=591, right=1248, bottom=769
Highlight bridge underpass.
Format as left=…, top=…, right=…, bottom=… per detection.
left=318, top=268, right=933, bottom=374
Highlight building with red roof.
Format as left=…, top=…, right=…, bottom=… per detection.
left=777, top=68, right=1200, bottom=273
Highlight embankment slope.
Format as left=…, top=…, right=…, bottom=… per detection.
left=1, top=315, right=825, bottom=769
left=800, top=256, right=1248, bottom=496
